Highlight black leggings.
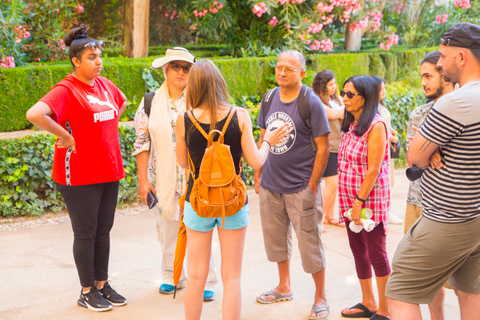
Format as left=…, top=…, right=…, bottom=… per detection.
left=57, top=181, right=119, bottom=287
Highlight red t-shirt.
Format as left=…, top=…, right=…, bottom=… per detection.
left=40, top=74, right=126, bottom=186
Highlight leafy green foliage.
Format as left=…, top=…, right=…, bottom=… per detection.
left=0, top=126, right=139, bottom=217
left=382, top=0, right=480, bottom=48
left=0, top=0, right=82, bottom=64
left=383, top=82, right=426, bottom=167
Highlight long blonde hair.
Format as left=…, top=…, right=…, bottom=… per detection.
left=186, top=59, right=232, bottom=132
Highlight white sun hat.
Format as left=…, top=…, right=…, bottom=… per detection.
left=151, top=47, right=196, bottom=69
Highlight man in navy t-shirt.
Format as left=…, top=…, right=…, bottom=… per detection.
left=254, top=50, right=331, bottom=319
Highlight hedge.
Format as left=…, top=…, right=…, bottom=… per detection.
left=0, top=125, right=138, bottom=218
left=0, top=47, right=436, bottom=132
left=0, top=80, right=426, bottom=218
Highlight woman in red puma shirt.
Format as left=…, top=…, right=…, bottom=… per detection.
left=26, top=24, right=127, bottom=312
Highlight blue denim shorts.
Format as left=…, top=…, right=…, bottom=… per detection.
left=183, top=201, right=250, bottom=232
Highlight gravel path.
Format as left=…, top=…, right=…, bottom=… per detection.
left=0, top=202, right=146, bottom=232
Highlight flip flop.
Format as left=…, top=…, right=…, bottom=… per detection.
left=341, top=303, right=376, bottom=318
left=309, top=305, right=329, bottom=320
left=370, top=314, right=389, bottom=320
left=256, top=289, right=293, bottom=304
left=327, top=218, right=345, bottom=227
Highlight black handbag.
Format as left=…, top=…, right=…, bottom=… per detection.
left=390, top=140, right=401, bottom=159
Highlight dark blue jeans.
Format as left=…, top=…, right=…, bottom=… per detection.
left=57, top=181, right=119, bottom=287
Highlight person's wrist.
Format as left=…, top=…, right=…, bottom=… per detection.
left=262, top=139, right=271, bottom=148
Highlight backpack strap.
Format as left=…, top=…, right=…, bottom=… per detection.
left=186, top=111, right=207, bottom=178
left=298, top=85, right=317, bottom=152
left=186, top=110, right=209, bottom=139
left=261, top=87, right=279, bottom=121
left=143, top=92, right=155, bottom=117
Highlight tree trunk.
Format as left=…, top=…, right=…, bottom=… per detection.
left=123, top=0, right=150, bottom=58
left=344, top=28, right=362, bottom=51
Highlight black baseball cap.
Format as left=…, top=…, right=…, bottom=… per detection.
left=440, top=23, right=480, bottom=59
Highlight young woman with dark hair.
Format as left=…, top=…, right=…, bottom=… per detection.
left=26, top=24, right=127, bottom=312
left=338, top=76, right=391, bottom=320
left=175, top=59, right=289, bottom=320
left=312, top=70, right=345, bottom=232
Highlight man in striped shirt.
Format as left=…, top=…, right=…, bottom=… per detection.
left=386, top=23, right=480, bottom=320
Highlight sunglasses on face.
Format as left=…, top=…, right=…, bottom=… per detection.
left=83, top=40, right=105, bottom=50
left=275, top=65, right=303, bottom=74
left=170, top=62, right=192, bottom=73
left=340, top=90, right=364, bottom=99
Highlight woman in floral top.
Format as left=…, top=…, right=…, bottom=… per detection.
left=338, top=76, right=391, bottom=320
left=132, top=48, right=217, bottom=299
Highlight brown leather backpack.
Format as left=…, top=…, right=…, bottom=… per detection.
left=186, top=109, right=247, bottom=228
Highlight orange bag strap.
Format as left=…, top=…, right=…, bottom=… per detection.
left=186, top=111, right=206, bottom=178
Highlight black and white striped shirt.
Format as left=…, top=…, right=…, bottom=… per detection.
left=419, top=81, right=480, bottom=223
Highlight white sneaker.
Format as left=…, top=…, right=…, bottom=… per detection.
left=389, top=214, right=403, bottom=225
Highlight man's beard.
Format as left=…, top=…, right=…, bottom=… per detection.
left=425, top=85, right=444, bottom=100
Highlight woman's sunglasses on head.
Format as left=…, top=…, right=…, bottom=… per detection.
left=83, top=40, right=105, bottom=50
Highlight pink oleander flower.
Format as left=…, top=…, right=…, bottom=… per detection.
left=320, top=38, right=333, bottom=52
left=0, top=56, right=15, bottom=68
left=23, top=31, right=31, bottom=38
left=253, top=3, right=267, bottom=18
left=349, top=17, right=369, bottom=31
left=269, top=16, right=278, bottom=27
left=305, top=40, right=311, bottom=44
left=441, top=14, right=448, bottom=24
left=317, top=2, right=334, bottom=13
left=77, top=5, right=84, bottom=14
left=454, top=0, right=471, bottom=9
left=15, top=38, right=21, bottom=43
left=298, top=34, right=305, bottom=40
left=308, top=23, right=323, bottom=34
left=379, top=32, right=399, bottom=51
left=61, top=44, right=66, bottom=50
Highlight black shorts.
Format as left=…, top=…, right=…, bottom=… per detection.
left=322, top=152, right=338, bottom=178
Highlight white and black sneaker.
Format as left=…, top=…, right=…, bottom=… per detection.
left=98, top=282, right=127, bottom=306
left=77, top=286, right=113, bottom=312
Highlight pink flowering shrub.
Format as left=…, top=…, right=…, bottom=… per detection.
left=454, top=0, right=471, bottom=9
left=435, top=14, right=448, bottom=25
left=1, top=0, right=83, bottom=65
left=269, top=16, right=278, bottom=27
left=252, top=3, right=267, bottom=18
left=0, top=56, right=15, bottom=68
left=379, top=32, right=399, bottom=51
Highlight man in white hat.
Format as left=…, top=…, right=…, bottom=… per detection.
left=132, top=47, right=218, bottom=301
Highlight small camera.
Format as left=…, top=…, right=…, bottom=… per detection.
left=406, top=165, right=425, bottom=182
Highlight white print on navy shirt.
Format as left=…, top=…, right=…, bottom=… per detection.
left=89, top=91, right=118, bottom=123
left=265, top=112, right=296, bottom=154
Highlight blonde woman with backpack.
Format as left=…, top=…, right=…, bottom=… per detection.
left=175, top=59, right=290, bottom=320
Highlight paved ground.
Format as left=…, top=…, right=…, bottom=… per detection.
left=0, top=170, right=462, bottom=320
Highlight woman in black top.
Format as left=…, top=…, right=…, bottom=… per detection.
left=175, top=59, right=289, bottom=320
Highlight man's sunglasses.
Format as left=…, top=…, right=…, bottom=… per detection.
left=340, top=90, right=364, bottom=99
left=274, top=65, right=303, bottom=74
left=170, top=62, right=192, bottom=73
left=83, top=41, right=105, bottom=50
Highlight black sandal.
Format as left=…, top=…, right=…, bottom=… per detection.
left=341, top=303, right=376, bottom=318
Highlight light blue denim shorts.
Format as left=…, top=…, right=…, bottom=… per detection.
left=183, top=201, right=250, bottom=232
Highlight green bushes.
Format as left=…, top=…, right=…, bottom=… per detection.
left=0, top=47, right=437, bottom=132
left=0, top=125, right=138, bottom=218
left=384, top=82, right=426, bottom=167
